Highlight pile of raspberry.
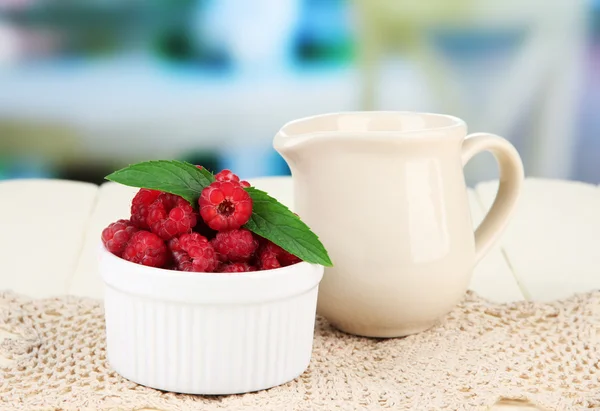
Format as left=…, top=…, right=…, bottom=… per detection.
left=101, top=169, right=301, bottom=272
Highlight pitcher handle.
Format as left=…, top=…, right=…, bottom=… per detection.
left=462, top=133, right=524, bottom=264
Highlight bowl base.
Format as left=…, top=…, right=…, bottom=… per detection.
left=108, top=356, right=310, bottom=396
left=110, top=359, right=308, bottom=396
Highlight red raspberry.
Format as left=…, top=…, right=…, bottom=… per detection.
left=169, top=241, right=194, bottom=271
left=199, top=181, right=253, bottom=231
left=215, top=169, right=240, bottom=183
left=218, top=262, right=257, bottom=273
left=171, top=248, right=193, bottom=271
left=271, top=243, right=302, bottom=266
left=101, top=219, right=138, bottom=257
left=168, top=233, right=219, bottom=272
left=257, top=245, right=281, bottom=270
left=122, top=231, right=168, bottom=268
left=215, top=169, right=250, bottom=188
left=169, top=237, right=196, bottom=272
left=211, top=229, right=258, bottom=262
left=131, top=189, right=161, bottom=229
left=147, top=193, right=197, bottom=240
left=257, top=241, right=302, bottom=270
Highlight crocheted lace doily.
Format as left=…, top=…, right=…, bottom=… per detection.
left=1, top=291, right=599, bottom=411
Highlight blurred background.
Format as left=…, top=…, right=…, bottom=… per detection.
left=0, top=0, right=597, bottom=185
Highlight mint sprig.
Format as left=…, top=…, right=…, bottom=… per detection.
left=105, top=160, right=215, bottom=205
left=105, top=160, right=333, bottom=267
left=244, top=187, right=332, bottom=267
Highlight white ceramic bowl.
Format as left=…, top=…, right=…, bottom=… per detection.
left=98, top=244, right=324, bottom=395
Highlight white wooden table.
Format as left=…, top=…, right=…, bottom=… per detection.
left=2, top=176, right=599, bottom=411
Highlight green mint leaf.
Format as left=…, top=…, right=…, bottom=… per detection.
left=105, top=160, right=215, bottom=206
left=243, top=187, right=333, bottom=267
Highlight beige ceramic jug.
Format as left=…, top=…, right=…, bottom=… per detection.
left=274, top=111, right=523, bottom=338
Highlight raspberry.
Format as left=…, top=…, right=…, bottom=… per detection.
left=122, top=231, right=168, bottom=268
left=171, top=248, right=193, bottom=271
left=257, top=241, right=302, bottom=270
left=168, top=233, right=219, bottom=272
left=272, top=244, right=302, bottom=266
left=258, top=245, right=281, bottom=270
left=215, top=169, right=240, bottom=183
left=211, top=229, right=258, bottom=262
left=218, top=262, right=257, bottom=273
left=131, top=189, right=161, bottom=229
left=147, top=193, right=197, bottom=240
left=101, top=219, right=138, bottom=257
left=215, top=169, right=250, bottom=188
left=199, top=181, right=253, bottom=231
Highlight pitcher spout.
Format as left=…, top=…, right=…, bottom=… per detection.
left=273, top=112, right=365, bottom=162
left=273, top=117, right=332, bottom=169
left=272, top=119, right=327, bottom=160
left=273, top=130, right=315, bottom=158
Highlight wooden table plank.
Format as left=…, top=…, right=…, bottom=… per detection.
left=0, top=179, right=98, bottom=298
left=69, top=182, right=138, bottom=298
left=467, top=190, right=525, bottom=302
left=475, top=178, right=600, bottom=301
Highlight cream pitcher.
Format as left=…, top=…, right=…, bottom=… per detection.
left=273, top=111, right=523, bottom=338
